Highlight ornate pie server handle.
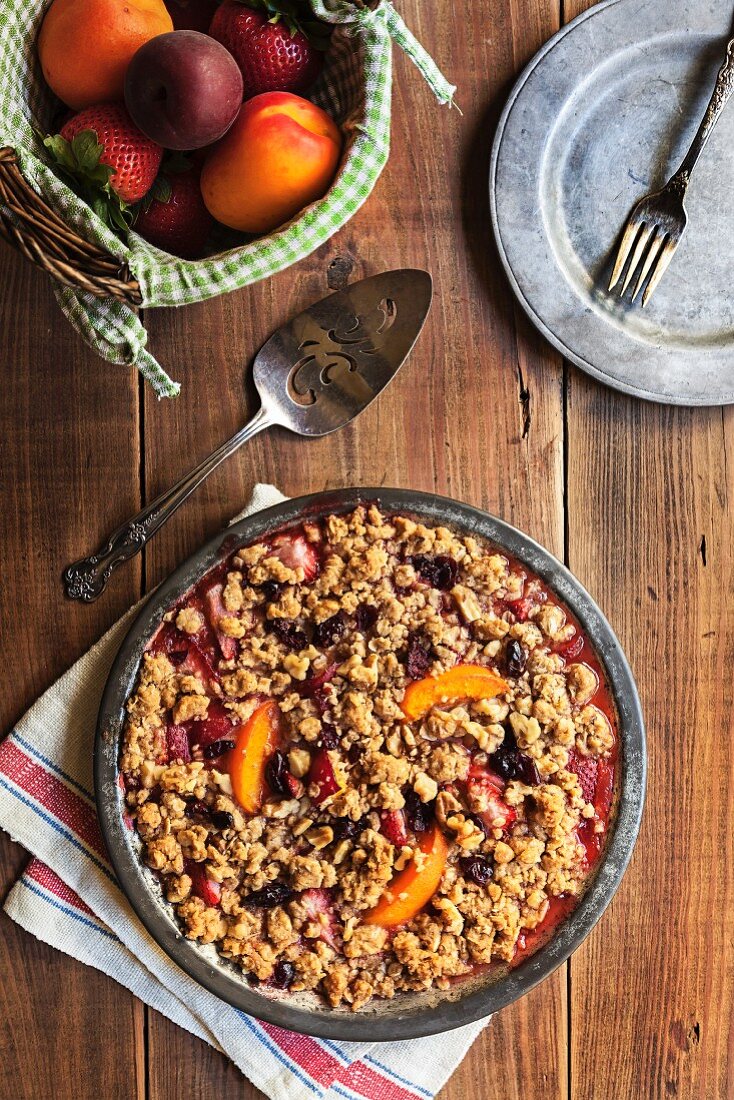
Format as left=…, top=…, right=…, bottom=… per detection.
left=63, top=406, right=276, bottom=602
left=668, top=36, right=734, bottom=196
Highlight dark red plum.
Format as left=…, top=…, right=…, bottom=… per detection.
left=125, top=31, right=243, bottom=151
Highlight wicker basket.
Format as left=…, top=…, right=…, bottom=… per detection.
left=0, top=147, right=141, bottom=303
left=0, top=0, right=454, bottom=395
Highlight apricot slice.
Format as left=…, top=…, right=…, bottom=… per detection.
left=400, top=664, right=509, bottom=721
left=363, top=825, right=449, bottom=928
left=229, top=700, right=280, bottom=814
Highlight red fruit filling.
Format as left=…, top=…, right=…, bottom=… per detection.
left=299, top=888, right=340, bottom=949
left=187, top=861, right=222, bottom=908
left=308, top=748, right=340, bottom=805
left=380, top=809, right=409, bottom=848
left=270, top=533, right=320, bottom=582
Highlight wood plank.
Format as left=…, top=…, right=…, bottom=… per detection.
left=0, top=242, right=143, bottom=1098
left=566, top=385, right=734, bottom=1099
left=143, top=2, right=568, bottom=1098
left=563, top=3, right=734, bottom=1098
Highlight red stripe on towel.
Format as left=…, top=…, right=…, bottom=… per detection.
left=259, top=1021, right=343, bottom=1086
left=261, top=1020, right=420, bottom=1100
left=0, top=741, right=107, bottom=860
left=338, top=1060, right=422, bottom=1100
left=25, top=859, right=96, bottom=916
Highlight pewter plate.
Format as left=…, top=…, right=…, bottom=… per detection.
left=491, top=0, right=734, bottom=405
left=96, top=488, right=645, bottom=1041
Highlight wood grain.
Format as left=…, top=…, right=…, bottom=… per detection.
left=142, top=3, right=568, bottom=1099
left=0, top=247, right=143, bottom=1099
left=5, top=0, right=731, bottom=1098
left=562, top=3, right=734, bottom=1098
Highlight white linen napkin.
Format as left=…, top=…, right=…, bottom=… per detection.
left=0, top=483, right=490, bottom=1100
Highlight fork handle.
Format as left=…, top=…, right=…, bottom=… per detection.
left=63, top=405, right=276, bottom=602
left=672, top=37, right=734, bottom=188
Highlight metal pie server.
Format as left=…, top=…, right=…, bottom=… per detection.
left=64, top=269, right=433, bottom=602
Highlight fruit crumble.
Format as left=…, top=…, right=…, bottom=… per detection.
left=121, top=506, right=618, bottom=1010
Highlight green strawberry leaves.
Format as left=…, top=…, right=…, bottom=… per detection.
left=138, top=173, right=173, bottom=216
left=43, top=128, right=133, bottom=233
left=237, top=0, right=331, bottom=49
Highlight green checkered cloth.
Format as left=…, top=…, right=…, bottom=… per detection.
left=0, top=0, right=454, bottom=397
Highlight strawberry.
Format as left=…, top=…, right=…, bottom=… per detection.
left=308, top=748, right=340, bottom=805
left=166, top=723, right=192, bottom=763
left=270, top=532, right=320, bottom=581
left=133, top=165, right=214, bottom=259
left=554, top=633, right=585, bottom=661
left=209, top=0, right=328, bottom=99
left=298, top=888, right=340, bottom=949
left=301, top=661, right=337, bottom=698
left=44, top=104, right=162, bottom=229
left=151, top=623, right=219, bottom=685
left=187, top=861, right=222, bottom=907
left=466, top=766, right=516, bottom=831
left=196, top=700, right=236, bottom=748
left=566, top=749, right=598, bottom=804
left=204, top=583, right=239, bottom=660
left=380, top=809, right=408, bottom=848
left=508, top=596, right=534, bottom=623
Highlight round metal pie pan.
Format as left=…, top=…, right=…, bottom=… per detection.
left=95, top=487, right=646, bottom=1041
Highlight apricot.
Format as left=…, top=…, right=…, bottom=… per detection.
left=229, top=700, right=280, bottom=814
left=38, top=0, right=173, bottom=110
left=363, top=825, right=449, bottom=928
left=201, top=91, right=342, bottom=235
left=400, top=664, right=509, bottom=721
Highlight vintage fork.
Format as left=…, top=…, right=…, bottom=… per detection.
left=608, top=35, right=734, bottom=306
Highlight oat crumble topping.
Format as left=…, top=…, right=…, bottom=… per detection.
left=121, top=506, right=617, bottom=1010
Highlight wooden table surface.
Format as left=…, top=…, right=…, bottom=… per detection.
left=2, top=1, right=732, bottom=1097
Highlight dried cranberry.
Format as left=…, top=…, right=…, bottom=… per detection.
left=467, top=812, right=490, bottom=837
left=243, top=882, right=294, bottom=909
left=266, top=751, right=293, bottom=797
left=404, top=789, right=435, bottom=834
left=185, top=798, right=210, bottom=818
left=355, top=604, right=378, bottom=633
left=272, top=961, right=295, bottom=989
left=123, top=773, right=141, bottom=792
left=211, top=810, right=235, bottom=830
left=261, top=581, right=282, bottom=602
left=332, top=815, right=368, bottom=841
left=460, top=855, right=493, bottom=885
left=313, top=611, right=347, bottom=648
left=489, top=729, right=540, bottom=785
left=505, top=639, right=527, bottom=677
left=203, top=738, right=235, bottom=760
left=405, top=634, right=432, bottom=679
left=410, top=554, right=459, bottom=591
left=269, top=619, right=307, bottom=651
left=319, top=723, right=340, bottom=750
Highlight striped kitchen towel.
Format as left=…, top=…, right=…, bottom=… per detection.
left=0, top=483, right=490, bottom=1100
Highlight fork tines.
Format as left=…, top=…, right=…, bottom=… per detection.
left=608, top=198, right=681, bottom=306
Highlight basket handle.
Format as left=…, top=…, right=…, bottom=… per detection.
left=310, top=0, right=457, bottom=106
left=0, top=147, right=142, bottom=305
